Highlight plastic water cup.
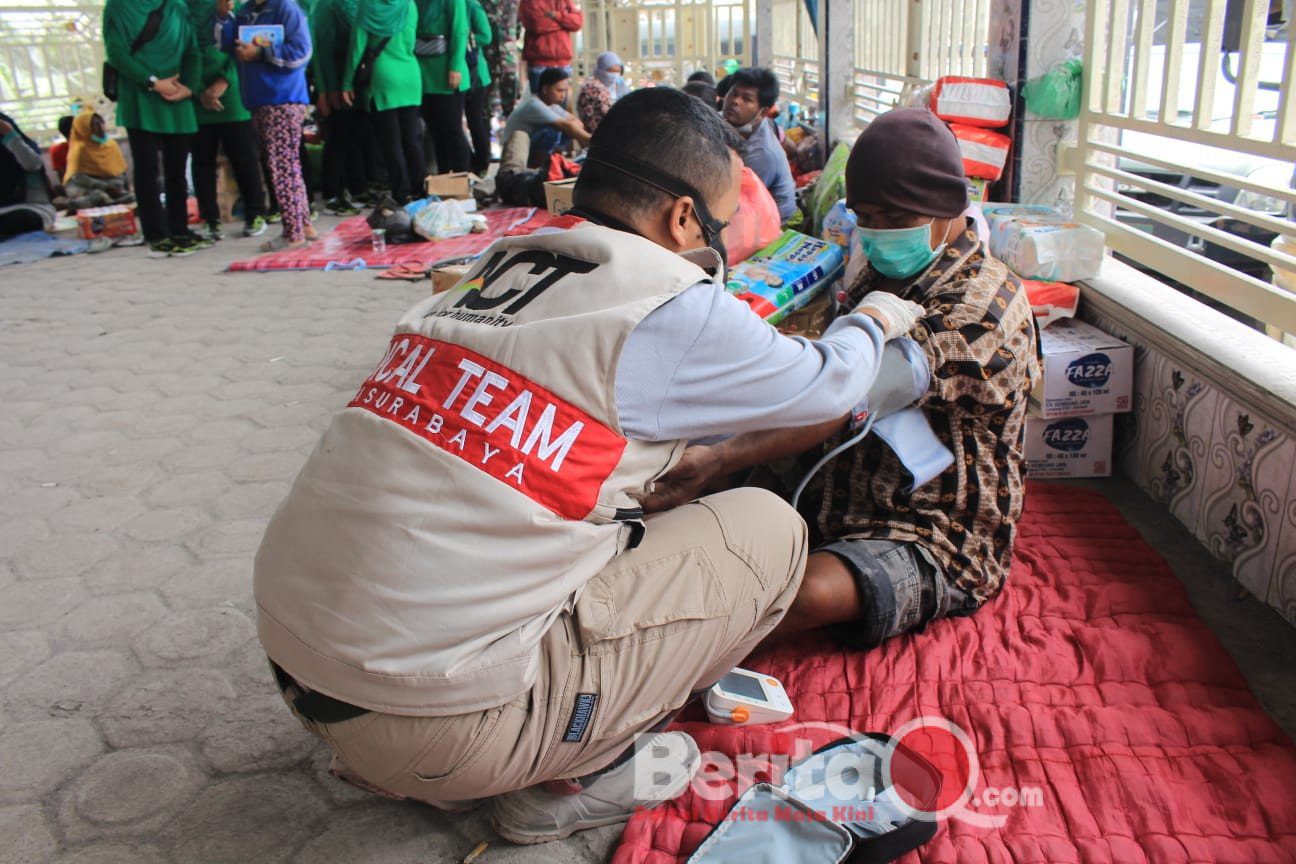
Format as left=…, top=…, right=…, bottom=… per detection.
left=371, top=228, right=387, bottom=253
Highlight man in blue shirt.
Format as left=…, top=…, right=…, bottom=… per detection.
left=722, top=66, right=797, bottom=221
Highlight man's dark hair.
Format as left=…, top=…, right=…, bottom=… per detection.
left=682, top=80, right=718, bottom=108
left=715, top=74, right=733, bottom=100
left=58, top=115, right=74, bottom=139
left=537, top=67, right=570, bottom=91
left=573, top=87, right=742, bottom=221
left=687, top=70, right=716, bottom=86
left=728, top=67, right=780, bottom=108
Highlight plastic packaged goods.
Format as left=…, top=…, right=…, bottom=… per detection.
left=982, top=203, right=1106, bottom=282
left=726, top=230, right=846, bottom=323
left=930, top=76, right=1012, bottom=128
left=948, top=122, right=1012, bottom=181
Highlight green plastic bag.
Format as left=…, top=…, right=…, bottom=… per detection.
left=807, top=141, right=851, bottom=236
left=1023, top=59, right=1083, bottom=120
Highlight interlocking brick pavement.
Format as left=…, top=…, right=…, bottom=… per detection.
left=0, top=222, right=616, bottom=863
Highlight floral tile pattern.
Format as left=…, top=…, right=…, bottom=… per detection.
left=1090, top=312, right=1296, bottom=628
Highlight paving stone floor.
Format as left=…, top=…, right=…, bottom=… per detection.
left=0, top=219, right=620, bottom=863
left=2, top=219, right=1293, bottom=863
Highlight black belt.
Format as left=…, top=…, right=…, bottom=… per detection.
left=271, top=661, right=371, bottom=724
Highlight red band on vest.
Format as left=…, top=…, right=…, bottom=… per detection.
left=349, top=334, right=626, bottom=520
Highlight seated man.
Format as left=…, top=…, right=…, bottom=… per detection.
left=254, top=88, right=926, bottom=844
left=500, top=66, right=590, bottom=169
left=647, top=108, right=1039, bottom=650
left=721, top=67, right=796, bottom=221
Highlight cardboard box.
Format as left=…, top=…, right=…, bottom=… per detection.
left=76, top=205, right=138, bottom=240
left=1024, top=411, right=1113, bottom=478
left=425, top=172, right=479, bottom=199
left=430, top=262, right=472, bottom=294
left=1031, top=318, right=1133, bottom=418
left=544, top=178, right=577, bottom=215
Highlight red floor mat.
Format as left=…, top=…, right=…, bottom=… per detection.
left=614, top=483, right=1296, bottom=863
left=226, top=207, right=538, bottom=272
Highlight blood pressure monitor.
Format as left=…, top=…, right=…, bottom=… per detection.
left=704, top=668, right=795, bottom=726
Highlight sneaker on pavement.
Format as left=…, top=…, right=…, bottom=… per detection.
left=168, top=236, right=201, bottom=256
left=266, top=210, right=283, bottom=224
left=147, top=238, right=175, bottom=257
left=324, top=197, right=360, bottom=216
left=205, top=221, right=223, bottom=241
left=491, top=731, right=701, bottom=845
left=243, top=216, right=268, bottom=237
left=178, top=231, right=214, bottom=249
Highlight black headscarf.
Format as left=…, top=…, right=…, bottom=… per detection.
left=0, top=111, right=43, bottom=207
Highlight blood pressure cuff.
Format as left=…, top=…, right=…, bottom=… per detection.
left=686, top=734, right=940, bottom=864
left=858, top=339, right=955, bottom=492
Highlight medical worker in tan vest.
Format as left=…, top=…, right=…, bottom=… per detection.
left=254, top=88, right=928, bottom=844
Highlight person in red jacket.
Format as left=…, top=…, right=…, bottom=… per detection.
left=518, top=0, right=581, bottom=94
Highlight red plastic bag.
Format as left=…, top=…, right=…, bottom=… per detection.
left=931, top=76, right=1012, bottom=127
left=1022, top=279, right=1080, bottom=329
left=546, top=152, right=581, bottom=182
left=727, top=167, right=782, bottom=265
left=948, top=123, right=1012, bottom=181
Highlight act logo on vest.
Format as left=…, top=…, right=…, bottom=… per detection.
left=428, top=248, right=599, bottom=328
left=348, top=334, right=626, bottom=520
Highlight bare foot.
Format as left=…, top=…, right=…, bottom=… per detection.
left=304, top=225, right=319, bottom=241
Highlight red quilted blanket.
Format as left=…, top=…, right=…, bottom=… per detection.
left=614, top=483, right=1296, bottom=863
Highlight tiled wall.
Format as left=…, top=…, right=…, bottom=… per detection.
left=1086, top=309, right=1296, bottom=627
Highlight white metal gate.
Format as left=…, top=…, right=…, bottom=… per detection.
left=1074, top=0, right=1296, bottom=336
left=573, top=0, right=751, bottom=85
left=0, top=1, right=104, bottom=143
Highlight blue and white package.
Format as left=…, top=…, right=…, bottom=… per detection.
left=726, top=230, right=847, bottom=324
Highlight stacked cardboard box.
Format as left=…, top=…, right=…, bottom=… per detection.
left=1024, top=318, right=1133, bottom=478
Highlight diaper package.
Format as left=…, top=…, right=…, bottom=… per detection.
left=727, top=230, right=847, bottom=324
left=982, top=203, right=1106, bottom=282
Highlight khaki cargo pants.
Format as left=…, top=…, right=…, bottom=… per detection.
left=291, top=487, right=807, bottom=802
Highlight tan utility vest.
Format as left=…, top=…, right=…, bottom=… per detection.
left=254, top=220, right=715, bottom=716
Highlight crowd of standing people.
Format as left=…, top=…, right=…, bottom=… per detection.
left=4, top=0, right=804, bottom=262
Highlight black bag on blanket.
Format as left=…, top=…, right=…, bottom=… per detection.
left=366, top=196, right=417, bottom=244
left=685, top=733, right=941, bottom=864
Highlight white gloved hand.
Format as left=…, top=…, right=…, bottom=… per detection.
left=853, top=292, right=927, bottom=340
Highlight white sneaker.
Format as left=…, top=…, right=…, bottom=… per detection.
left=491, top=731, right=701, bottom=845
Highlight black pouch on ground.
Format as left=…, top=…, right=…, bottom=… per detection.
left=366, top=196, right=418, bottom=243
left=685, top=733, right=941, bottom=864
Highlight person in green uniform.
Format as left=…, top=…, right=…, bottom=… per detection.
left=414, top=0, right=471, bottom=174
left=188, top=0, right=269, bottom=240
left=103, top=0, right=206, bottom=257
left=311, top=0, right=371, bottom=213
left=463, top=0, right=492, bottom=175
left=342, top=0, right=425, bottom=203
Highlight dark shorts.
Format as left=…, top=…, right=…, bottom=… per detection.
left=817, top=538, right=979, bottom=649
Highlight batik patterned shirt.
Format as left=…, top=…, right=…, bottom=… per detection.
left=809, top=221, right=1039, bottom=603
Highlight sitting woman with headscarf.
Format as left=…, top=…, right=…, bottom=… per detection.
left=577, top=51, right=629, bottom=135
left=0, top=112, right=56, bottom=238
left=63, top=111, right=135, bottom=212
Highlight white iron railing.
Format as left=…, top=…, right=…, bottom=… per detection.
left=851, top=0, right=989, bottom=126
left=0, top=2, right=104, bottom=143
left=769, top=0, right=817, bottom=101
left=574, top=0, right=749, bottom=85
left=1076, top=0, right=1296, bottom=337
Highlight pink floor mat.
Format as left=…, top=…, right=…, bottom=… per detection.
left=226, top=207, right=538, bottom=272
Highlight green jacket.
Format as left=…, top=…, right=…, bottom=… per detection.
left=467, top=0, right=491, bottom=88
left=104, top=0, right=201, bottom=134
left=344, top=2, right=423, bottom=110
left=413, top=0, right=469, bottom=94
